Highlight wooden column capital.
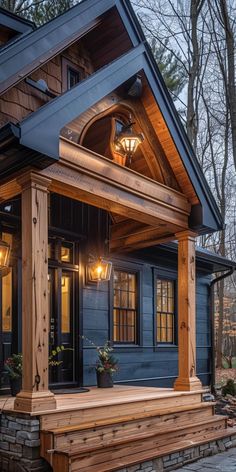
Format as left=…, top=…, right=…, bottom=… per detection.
left=175, top=230, right=198, bottom=241
left=17, top=171, right=51, bottom=192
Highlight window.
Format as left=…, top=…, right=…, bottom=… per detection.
left=68, top=68, right=80, bottom=89
left=156, top=279, right=175, bottom=344
left=113, top=270, right=137, bottom=343
left=62, top=57, right=84, bottom=92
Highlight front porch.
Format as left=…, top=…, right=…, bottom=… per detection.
left=1, top=385, right=236, bottom=472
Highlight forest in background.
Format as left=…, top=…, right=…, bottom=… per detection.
left=1, top=0, right=236, bottom=370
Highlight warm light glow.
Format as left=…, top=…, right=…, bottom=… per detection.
left=115, top=121, right=144, bottom=165
left=96, top=265, right=103, bottom=275
left=119, top=135, right=143, bottom=155
left=0, top=240, right=10, bottom=270
left=87, top=257, right=112, bottom=282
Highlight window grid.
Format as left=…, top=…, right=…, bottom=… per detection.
left=68, top=68, right=80, bottom=89
left=113, top=270, right=137, bottom=344
left=156, top=279, right=175, bottom=344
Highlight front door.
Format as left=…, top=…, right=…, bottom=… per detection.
left=48, top=239, right=79, bottom=387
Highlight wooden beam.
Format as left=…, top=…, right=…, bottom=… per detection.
left=110, top=220, right=178, bottom=251
left=174, top=231, right=202, bottom=392
left=0, top=178, right=21, bottom=202
left=40, top=139, right=190, bottom=230
left=14, top=172, right=56, bottom=413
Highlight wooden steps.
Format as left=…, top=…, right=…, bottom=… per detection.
left=52, top=426, right=236, bottom=472
left=41, top=403, right=215, bottom=455
left=38, top=387, right=231, bottom=472
left=49, top=416, right=228, bottom=472
left=40, top=401, right=229, bottom=472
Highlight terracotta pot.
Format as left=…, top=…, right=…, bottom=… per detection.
left=96, top=371, right=113, bottom=388
left=10, top=377, right=22, bottom=396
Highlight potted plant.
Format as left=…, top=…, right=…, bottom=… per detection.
left=4, top=353, right=22, bottom=396
left=96, top=341, right=118, bottom=388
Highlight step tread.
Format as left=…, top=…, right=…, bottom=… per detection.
left=65, top=426, right=236, bottom=472
left=51, top=415, right=227, bottom=457
left=42, top=402, right=215, bottom=434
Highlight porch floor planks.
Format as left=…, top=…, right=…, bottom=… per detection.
left=1, top=386, right=206, bottom=425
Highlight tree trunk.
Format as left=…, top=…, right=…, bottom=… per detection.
left=219, top=0, right=236, bottom=173
left=187, top=0, right=200, bottom=150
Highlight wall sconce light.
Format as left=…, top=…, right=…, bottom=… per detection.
left=87, top=256, right=112, bottom=282
left=0, top=239, right=10, bottom=275
left=115, top=120, right=144, bottom=166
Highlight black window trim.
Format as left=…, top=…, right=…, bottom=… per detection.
left=61, top=56, right=85, bottom=92
left=153, top=267, right=178, bottom=350
left=109, top=259, right=143, bottom=350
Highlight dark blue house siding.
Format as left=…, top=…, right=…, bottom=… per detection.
left=196, top=273, right=212, bottom=386
left=82, top=254, right=212, bottom=388
left=46, top=195, right=214, bottom=388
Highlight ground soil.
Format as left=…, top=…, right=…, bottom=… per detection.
left=216, top=368, right=236, bottom=385
left=215, top=368, right=236, bottom=423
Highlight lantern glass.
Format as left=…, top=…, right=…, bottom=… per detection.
left=120, top=136, right=142, bottom=155
left=87, top=258, right=112, bottom=282
left=0, top=240, right=10, bottom=270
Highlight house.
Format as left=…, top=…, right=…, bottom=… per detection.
left=0, top=1, right=236, bottom=471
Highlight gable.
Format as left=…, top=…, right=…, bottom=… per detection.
left=0, top=1, right=136, bottom=95
left=0, top=0, right=222, bottom=235
left=0, top=7, right=34, bottom=46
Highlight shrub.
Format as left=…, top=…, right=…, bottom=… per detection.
left=222, top=378, right=236, bottom=396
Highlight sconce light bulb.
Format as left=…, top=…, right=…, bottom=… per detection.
left=96, top=265, right=103, bottom=275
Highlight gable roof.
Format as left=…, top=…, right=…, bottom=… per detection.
left=0, top=0, right=140, bottom=95
left=0, top=7, right=35, bottom=36
left=0, top=0, right=223, bottom=235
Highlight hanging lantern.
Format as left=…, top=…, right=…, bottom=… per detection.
left=0, top=239, right=10, bottom=272
left=87, top=257, right=112, bottom=282
left=115, top=120, right=144, bottom=166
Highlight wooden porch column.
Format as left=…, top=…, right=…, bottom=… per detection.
left=14, top=172, right=56, bottom=412
left=174, top=231, right=202, bottom=391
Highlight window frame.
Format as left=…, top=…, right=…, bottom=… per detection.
left=109, top=261, right=143, bottom=348
left=61, top=57, right=85, bottom=92
left=153, top=268, right=178, bottom=348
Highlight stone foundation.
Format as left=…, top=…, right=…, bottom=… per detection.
left=116, top=434, right=236, bottom=472
left=0, top=413, right=52, bottom=472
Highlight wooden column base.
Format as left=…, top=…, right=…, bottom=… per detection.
left=14, top=390, right=56, bottom=413
left=174, top=376, right=203, bottom=392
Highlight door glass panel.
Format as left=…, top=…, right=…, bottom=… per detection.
left=61, top=275, right=71, bottom=334
left=2, top=269, right=12, bottom=332
left=61, top=245, right=72, bottom=263
left=2, top=233, right=12, bottom=333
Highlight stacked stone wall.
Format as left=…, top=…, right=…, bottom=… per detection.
left=0, top=413, right=51, bottom=472
left=116, top=434, right=236, bottom=472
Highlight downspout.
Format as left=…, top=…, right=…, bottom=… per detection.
left=210, top=267, right=235, bottom=393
